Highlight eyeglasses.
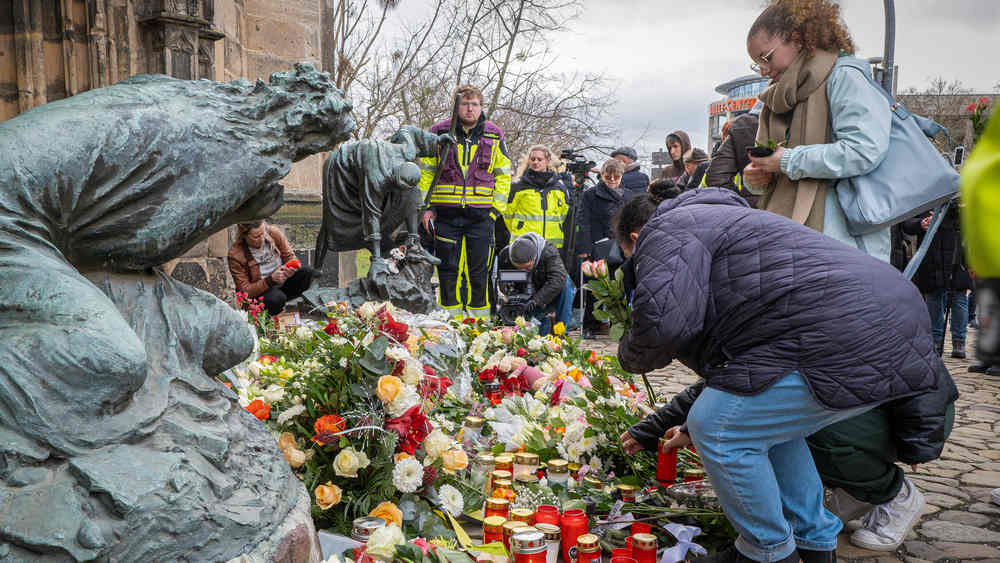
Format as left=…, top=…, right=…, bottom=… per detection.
left=750, top=46, right=777, bottom=74
left=602, top=174, right=622, bottom=181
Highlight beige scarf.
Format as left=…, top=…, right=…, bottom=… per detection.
left=756, top=50, right=839, bottom=232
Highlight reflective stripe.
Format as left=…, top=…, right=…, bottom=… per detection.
left=507, top=213, right=549, bottom=222
left=466, top=306, right=490, bottom=319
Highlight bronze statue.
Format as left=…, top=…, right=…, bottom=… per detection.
left=0, top=63, right=352, bottom=562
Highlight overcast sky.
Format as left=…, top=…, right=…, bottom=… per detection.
left=389, top=1, right=1000, bottom=159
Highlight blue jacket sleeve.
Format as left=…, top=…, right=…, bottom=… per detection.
left=779, top=65, right=892, bottom=180
left=617, top=219, right=712, bottom=374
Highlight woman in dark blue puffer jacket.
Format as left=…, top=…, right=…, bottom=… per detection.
left=614, top=189, right=957, bottom=563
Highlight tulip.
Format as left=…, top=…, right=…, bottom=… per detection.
left=594, top=259, right=608, bottom=278
left=581, top=261, right=594, bottom=277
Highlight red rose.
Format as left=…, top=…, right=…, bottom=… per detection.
left=462, top=317, right=477, bottom=325
left=323, top=320, right=342, bottom=336
left=500, top=373, right=529, bottom=396
left=245, top=399, right=270, bottom=421
left=516, top=347, right=527, bottom=357
left=385, top=405, right=432, bottom=455
left=478, top=367, right=498, bottom=382
left=378, top=310, right=409, bottom=342
left=967, top=102, right=978, bottom=113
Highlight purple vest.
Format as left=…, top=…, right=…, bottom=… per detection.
left=430, top=119, right=504, bottom=193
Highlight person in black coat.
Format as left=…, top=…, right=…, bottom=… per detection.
left=900, top=205, right=973, bottom=358
left=614, top=189, right=957, bottom=563
left=676, top=148, right=710, bottom=190
left=705, top=112, right=761, bottom=207
left=509, top=233, right=574, bottom=335
left=611, top=146, right=649, bottom=200
left=577, top=159, right=626, bottom=337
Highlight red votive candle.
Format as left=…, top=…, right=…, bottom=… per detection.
left=657, top=437, right=678, bottom=486
left=535, top=504, right=560, bottom=526
left=631, top=522, right=651, bottom=535
left=560, top=508, right=588, bottom=563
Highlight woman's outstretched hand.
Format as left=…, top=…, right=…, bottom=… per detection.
left=620, top=430, right=643, bottom=454
left=661, top=425, right=692, bottom=449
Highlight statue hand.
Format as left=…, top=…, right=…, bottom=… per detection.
left=437, top=133, right=457, bottom=147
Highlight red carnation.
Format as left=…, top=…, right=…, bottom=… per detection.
left=323, top=320, right=342, bottom=336
left=385, top=405, right=432, bottom=455
left=462, top=317, right=477, bottom=325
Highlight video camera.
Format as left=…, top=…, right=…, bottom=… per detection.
left=560, top=149, right=596, bottom=185
left=494, top=247, right=536, bottom=326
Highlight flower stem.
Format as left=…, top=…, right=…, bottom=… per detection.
left=641, top=373, right=657, bottom=407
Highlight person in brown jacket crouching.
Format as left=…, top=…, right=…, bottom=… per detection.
left=228, top=220, right=313, bottom=315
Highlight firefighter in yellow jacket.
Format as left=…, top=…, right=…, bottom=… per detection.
left=420, top=85, right=512, bottom=318
left=962, top=111, right=999, bottom=365
left=505, top=144, right=571, bottom=248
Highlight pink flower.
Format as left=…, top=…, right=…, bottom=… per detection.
left=967, top=102, right=979, bottom=113
left=581, top=261, right=595, bottom=277
left=594, top=259, right=608, bottom=278
left=978, top=96, right=991, bottom=108
left=411, top=538, right=433, bottom=556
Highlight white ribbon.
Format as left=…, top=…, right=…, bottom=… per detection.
left=658, top=522, right=707, bottom=563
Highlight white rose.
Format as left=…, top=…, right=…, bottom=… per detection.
left=366, top=523, right=405, bottom=560
left=339, top=357, right=348, bottom=368
left=387, top=387, right=420, bottom=418
left=392, top=456, right=424, bottom=493
left=423, top=429, right=452, bottom=461
left=358, top=302, right=378, bottom=320
left=260, top=384, right=285, bottom=403
left=385, top=345, right=409, bottom=362
left=528, top=338, right=543, bottom=351
left=333, top=447, right=370, bottom=478
left=401, top=359, right=422, bottom=385
left=438, top=483, right=464, bottom=517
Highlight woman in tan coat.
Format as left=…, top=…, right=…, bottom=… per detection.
left=227, top=220, right=312, bottom=315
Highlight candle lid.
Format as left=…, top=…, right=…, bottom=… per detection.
left=464, top=416, right=485, bottom=428
left=547, top=459, right=569, bottom=472
left=510, top=508, right=534, bottom=519
left=475, top=452, right=495, bottom=464
left=483, top=515, right=506, bottom=530
left=491, top=469, right=513, bottom=480
left=485, top=497, right=509, bottom=509
left=502, top=520, right=529, bottom=534
left=351, top=516, right=385, bottom=536
left=515, top=474, right=539, bottom=484
left=633, top=533, right=657, bottom=549
left=483, top=381, right=500, bottom=390
left=583, top=475, right=602, bottom=487
left=493, top=479, right=513, bottom=488
left=577, top=533, right=600, bottom=552
left=494, top=453, right=514, bottom=463
left=534, top=522, right=561, bottom=540
left=510, top=529, right=547, bottom=553
left=514, top=452, right=539, bottom=464
left=616, top=483, right=638, bottom=493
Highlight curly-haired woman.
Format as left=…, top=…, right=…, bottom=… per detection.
left=731, top=0, right=926, bottom=559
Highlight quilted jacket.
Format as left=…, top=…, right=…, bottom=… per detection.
left=619, top=188, right=955, bottom=416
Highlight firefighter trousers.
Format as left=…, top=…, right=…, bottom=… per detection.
left=433, top=207, right=495, bottom=318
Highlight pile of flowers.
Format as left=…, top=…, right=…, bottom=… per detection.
left=228, top=300, right=728, bottom=558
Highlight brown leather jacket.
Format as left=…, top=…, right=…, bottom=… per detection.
left=227, top=225, right=296, bottom=298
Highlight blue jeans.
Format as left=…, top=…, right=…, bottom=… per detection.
left=534, top=277, right=576, bottom=336
left=687, top=371, right=876, bottom=561
left=925, top=289, right=968, bottom=343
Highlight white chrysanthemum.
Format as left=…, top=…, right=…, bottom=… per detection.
left=392, top=456, right=424, bottom=493
left=294, top=325, right=313, bottom=340
left=339, top=357, right=348, bottom=368
left=385, top=345, right=409, bottom=362
left=401, top=359, right=422, bottom=385
left=527, top=338, right=543, bottom=351
left=423, top=428, right=451, bottom=461
left=589, top=456, right=604, bottom=474
left=439, top=484, right=464, bottom=517
left=387, top=386, right=420, bottom=417
left=366, top=523, right=405, bottom=560
left=527, top=397, right=547, bottom=420
left=277, top=404, right=306, bottom=425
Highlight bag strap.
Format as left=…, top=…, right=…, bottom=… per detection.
left=903, top=199, right=954, bottom=280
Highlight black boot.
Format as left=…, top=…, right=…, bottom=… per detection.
left=799, top=548, right=837, bottom=563
left=692, top=544, right=799, bottom=563
left=952, top=339, right=966, bottom=359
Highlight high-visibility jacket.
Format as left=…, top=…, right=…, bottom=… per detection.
left=505, top=169, right=571, bottom=247
left=961, top=114, right=1000, bottom=277
left=419, top=117, right=512, bottom=213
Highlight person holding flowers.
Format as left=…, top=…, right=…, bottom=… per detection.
left=508, top=233, right=575, bottom=336
left=615, top=188, right=957, bottom=563
left=228, top=219, right=313, bottom=316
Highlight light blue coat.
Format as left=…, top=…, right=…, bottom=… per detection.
left=779, top=56, right=893, bottom=261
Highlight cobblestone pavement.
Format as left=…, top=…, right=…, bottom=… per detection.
left=579, top=326, right=1000, bottom=562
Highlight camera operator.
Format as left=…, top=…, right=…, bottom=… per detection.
left=509, top=233, right=576, bottom=336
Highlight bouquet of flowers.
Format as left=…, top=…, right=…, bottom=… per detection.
left=581, top=259, right=630, bottom=340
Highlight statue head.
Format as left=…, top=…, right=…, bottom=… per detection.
left=392, top=161, right=421, bottom=189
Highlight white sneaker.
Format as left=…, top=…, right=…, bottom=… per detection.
left=850, top=478, right=925, bottom=552
left=992, top=488, right=1000, bottom=506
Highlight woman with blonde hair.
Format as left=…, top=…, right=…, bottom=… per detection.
left=504, top=144, right=571, bottom=249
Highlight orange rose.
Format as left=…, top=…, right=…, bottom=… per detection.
left=369, top=501, right=403, bottom=527
left=315, top=482, right=342, bottom=510
left=312, top=414, right=346, bottom=445
left=377, top=375, right=404, bottom=403
left=441, top=448, right=469, bottom=472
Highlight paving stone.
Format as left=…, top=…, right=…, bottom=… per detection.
left=837, top=535, right=891, bottom=559
left=910, top=474, right=960, bottom=487
left=923, top=492, right=965, bottom=508
left=903, top=540, right=948, bottom=561
left=931, top=541, right=1000, bottom=559
left=909, top=479, right=970, bottom=499
left=928, top=458, right=978, bottom=472
left=975, top=461, right=1000, bottom=471
left=936, top=510, right=991, bottom=526
left=921, top=503, right=940, bottom=516
left=969, top=501, right=1000, bottom=515
left=918, top=520, right=1000, bottom=542
left=963, top=486, right=998, bottom=502
left=903, top=557, right=933, bottom=563
left=981, top=450, right=1000, bottom=460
